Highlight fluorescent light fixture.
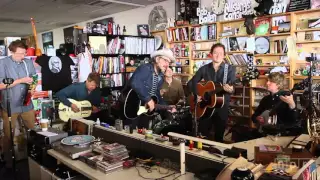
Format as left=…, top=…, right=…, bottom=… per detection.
left=99, top=0, right=146, bottom=7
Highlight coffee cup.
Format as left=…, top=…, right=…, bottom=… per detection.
left=40, top=119, right=48, bottom=131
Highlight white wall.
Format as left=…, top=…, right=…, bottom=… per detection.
left=38, top=0, right=273, bottom=52
left=37, top=0, right=175, bottom=51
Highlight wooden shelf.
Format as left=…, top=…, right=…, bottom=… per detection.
left=193, top=49, right=211, bottom=51
left=295, top=28, right=320, bottom=32
left=254, top=53, right=286, bottom=57
left=164, top=9, right=319, bottom=129
left=296, top=40, right=320, bottom=44
left=190, top=22, right=217, bottom=27
left=168, top=40, right=189, bottom=43
left=293, top=76, right=320, bottom=80
left=190, top=39, right=217, bottom=43
left=255, top=65, right=289, bottom=67
left=176, top=57, right=189, bottom=59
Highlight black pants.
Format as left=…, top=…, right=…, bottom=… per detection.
left=198, top=113, right=227, bottom=143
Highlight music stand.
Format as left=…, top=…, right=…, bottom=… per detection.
left=2, top=78, right=17, bottom=180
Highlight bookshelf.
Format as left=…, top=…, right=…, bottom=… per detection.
left=162, top=8, right=320, bottom=128
left=86, top=33, right=155, bottom=89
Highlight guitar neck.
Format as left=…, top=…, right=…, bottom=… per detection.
left=155, top=104, right=172, bottom=110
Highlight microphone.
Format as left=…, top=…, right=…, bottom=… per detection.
left=3, top=78, right=14, bottom=85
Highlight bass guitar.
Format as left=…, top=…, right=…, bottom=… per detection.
left=58, top=99, right=106, bottom=121
left=123, top=89, right=173, bottom=119
left=189, top=81, right=225, bottom=119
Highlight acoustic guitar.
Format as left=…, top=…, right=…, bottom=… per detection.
left=189, top=81, right=225, bottom=119
left=123, top=89, right=173, bottom=120
left=58, top=99, right=106, bottom=121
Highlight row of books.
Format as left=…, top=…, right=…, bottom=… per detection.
left=124, top=37, right=155, bottom=55
left=166, top=27, right=189, bottom=42
left=190, top=24, right=217, bottom=41
left=100, top=74, right=124, bottom=88
left=93, top=56, right=125, bottom=74
left=226, top=54, right=250, bottom=66
left=274, top=39, right=288, bottom=54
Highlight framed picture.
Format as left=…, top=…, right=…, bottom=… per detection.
left=42, top=32, right=54, bottom=54
left=137, top=24, right=150, bottom=36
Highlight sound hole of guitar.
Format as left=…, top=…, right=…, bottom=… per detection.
left=199, top=92, right=212, bottom=108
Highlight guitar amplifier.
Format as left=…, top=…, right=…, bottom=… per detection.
left=29, top=128, right=68, bottom=146
left=70, top=119, right=95, bottom=135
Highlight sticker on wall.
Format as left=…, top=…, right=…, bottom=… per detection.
left=197, top=7, right=217, bottom=24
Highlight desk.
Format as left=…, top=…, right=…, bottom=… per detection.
left=48, top=149, right=194, bottom=180
left=94, top=126, right=235, bottom=164
left=230, top=135, right=310, bottom=161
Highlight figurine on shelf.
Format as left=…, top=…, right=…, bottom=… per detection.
left=189, top=140, right=194, bottom=150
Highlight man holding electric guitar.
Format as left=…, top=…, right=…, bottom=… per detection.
left=56, top=72, right=101, bottom=121
left=122, top=48, right=176, bottom=129
left=187, top=43, right=236, bottom=143
left=251, top=72, right=299, bottom=132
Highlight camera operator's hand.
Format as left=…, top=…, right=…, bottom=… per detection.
left=280, top=95, right=296, bottom=109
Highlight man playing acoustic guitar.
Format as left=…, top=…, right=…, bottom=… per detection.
left=56, top=72, right=101, bottom=116
left=187, top=43, right=236, bottom=142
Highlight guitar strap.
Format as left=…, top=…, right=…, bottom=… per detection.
left=223, top=64, right=228, bottom=85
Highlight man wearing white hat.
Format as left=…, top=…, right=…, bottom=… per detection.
left=124, top=48, right=175, bottom=128
left=130, top=48, right=175, bottom=110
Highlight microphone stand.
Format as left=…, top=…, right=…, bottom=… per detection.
left=193, top=96, right=198, bottom=137
left=3, top=80, right=17, bottom=180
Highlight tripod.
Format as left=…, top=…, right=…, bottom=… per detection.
left=2, top=78, right=17, bottom=180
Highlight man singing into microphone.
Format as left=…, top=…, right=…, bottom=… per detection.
left=0, top=40, right=36, bottom=172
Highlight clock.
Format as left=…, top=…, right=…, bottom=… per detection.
left=211, top=0, right=226, bottom=15
left=255, top=37, right=270, bottom=54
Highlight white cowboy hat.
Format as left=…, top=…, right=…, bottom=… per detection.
left=151, top=48, right=175, bottom=63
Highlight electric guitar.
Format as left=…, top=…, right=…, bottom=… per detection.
left=58, top=99, right=106, bottom=121
left=189, top=81, right=226, bottom=119
left=123, top=89, right=173, bottom=119
left=258, top=79, right=308, bottom=130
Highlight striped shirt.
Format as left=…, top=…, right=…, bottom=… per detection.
left=149, top=74, right=159, bottom=96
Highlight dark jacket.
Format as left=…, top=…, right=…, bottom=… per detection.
left=56, top=82, right=101, bottom=107
left=129, top=63, right=165, bottom=105
left=187, top=62, right=236, bottom=120
left=251, top=91, right=298, bottom=126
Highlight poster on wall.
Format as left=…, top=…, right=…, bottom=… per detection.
left=42, top=32, right=53, bottom=54
left=148, top=6, right=168, bottom=31
left=224, top=0, right=252, bottom=21
left=137, top=24, right=150, bottom=36
left=63, top=26, right=75, bottom=44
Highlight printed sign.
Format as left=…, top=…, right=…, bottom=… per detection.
left=224, top=1, right=252, bottom=20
